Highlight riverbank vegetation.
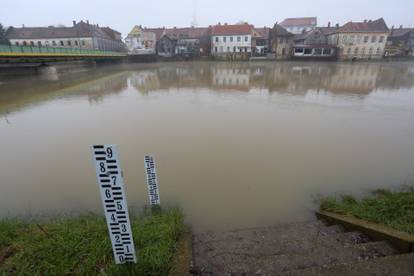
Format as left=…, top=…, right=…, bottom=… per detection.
left=320, top=187, right=414, bottom=234
left=0, top=208, right=183, bottom=275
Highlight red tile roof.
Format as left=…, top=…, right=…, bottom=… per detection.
left=253, top=27, right=270, bottom=39
left=337, top=18, right=389, bottom=33
left=211, top=24, right=253, bottom=36
left=280, top=17, right=317, bottom=27
left=164, top=27, right=210, bottom=39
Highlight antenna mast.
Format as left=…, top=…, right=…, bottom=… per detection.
left=191, top=0, right=198, bottom=27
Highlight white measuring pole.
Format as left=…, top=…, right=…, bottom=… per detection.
left=144, top=155, right=160, bottom=206
left=91, top=144, right=137, bottom=264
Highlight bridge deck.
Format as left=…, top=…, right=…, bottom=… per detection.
left=0, top=44, right=126, bottom=60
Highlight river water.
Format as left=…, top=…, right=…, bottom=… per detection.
left=1, top=61, right=414, bottom=232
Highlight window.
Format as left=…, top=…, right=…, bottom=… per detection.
left=314, top=48, right=322, bottom=55
left=233, top=46, right=236, bottom=52
left=215, top=37, right=219, bottom=42
left=45, top=41, right=49, bottom=46
left=227, top=46, right=230, bottom=52
left=215, top=46, right=217, bottom=52
left=37, top=41, right=42, bottom=47
left=294, top=48, right=304, bottom=53
left=379, top=36, right=384, bottom=43
left=364, top=36, right=369, bottom=43
left=75, top=40, right=79, bottom=46
left=245, top=36, right=248, bottom=42
left=15, top=42, right=19, bottom=46
left=223, top=36, right=227, bottom=42
left=323, top=48, right=332, bottom=55
left=371, top=36, right=376, bottom=43
left=342, top=35, right=347, bottom=43
left=304, top=48, right=312, bottom=55
left=81, top=40, right=86, bottom=46
left=60, top=41, right=64, bottom=46
left=356, top=35, right=362, bottom=43
left=30, top=41, right=34, bottom=46
left=349, top=35, right=355, bottom=43
left=237, top=36, right=241, bottom=42
left=354, top=47, right=359, bottom=55
left=67, top=40, right=72, bottom=46
left=362, top=47, right=366, bottom=55
left=23, top=41, right=27, bottom=46
left=230, top=36, right=233, bottom=42
left=369, top=47, right=373, bottom=55
left=279, top=38, right=284, bottom=43
left=220, top=46, right=223, bottom=52
left=52, top=41, right=57, bottom=46
left=376, top=47, right=381, bottom=55
left=347, top=47, right=351, bottom=54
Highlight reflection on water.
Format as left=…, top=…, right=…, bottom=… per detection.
left=1, top=62, right=414, bottom=232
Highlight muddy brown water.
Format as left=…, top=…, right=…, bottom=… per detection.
left=1, top=61, right=414, bottom=233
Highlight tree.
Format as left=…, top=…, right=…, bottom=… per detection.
left=0, top=23, right=10, bottom=44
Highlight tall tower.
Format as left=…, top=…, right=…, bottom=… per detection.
left=191, top=0, right=198, bottom=27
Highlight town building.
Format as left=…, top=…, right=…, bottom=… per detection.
left=252, top=27, right=270, bottom=56
left=279, top=17, right=317, bottom=34
left=385, top=26, right=414, bottom=57
left=125, top=25, right=156, bottom=55
left=156, top=27, right=211, bottom=58
left=156, top=35, right=177, bottom=57
left=326, top=18, right=389, bottom=60
left=269, top=23, right=294, bottom=59
left=164, top=27, right=211, bottom=57
left=211, top=23, right=253, bottom=58
left=291, top=27, right=337, bottom=59
left=6, top=20, right=125, bottom=52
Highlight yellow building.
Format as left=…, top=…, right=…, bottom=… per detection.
left=327, top=18, right=389, bottom=60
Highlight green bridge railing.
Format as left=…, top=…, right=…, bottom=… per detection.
left=0, top=44, right=126, bottom=57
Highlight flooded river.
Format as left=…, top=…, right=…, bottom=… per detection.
left=1, top=61, right=414, bottom=232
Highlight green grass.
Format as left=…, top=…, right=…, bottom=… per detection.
left=0, top=208, right=184, bottom=275
left=319, top=187, right=414, bottom=234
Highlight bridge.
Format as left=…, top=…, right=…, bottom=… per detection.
left=0, top=44, right=127, bottom=63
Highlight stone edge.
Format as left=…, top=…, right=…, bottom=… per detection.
left=316, top=210, right=414, bottom=253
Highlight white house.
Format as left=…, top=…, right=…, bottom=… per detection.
left=211, top=23, right=253, bottom=56
left=125, top=25, right=157, bottom=55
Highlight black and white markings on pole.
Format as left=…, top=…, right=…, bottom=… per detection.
left=91, top=145, right=137, bottom=264
left=144, top=155, right=160, bottom=206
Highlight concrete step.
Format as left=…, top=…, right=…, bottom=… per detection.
left=282, top=253, right=414, bottom=276
left=192, top=241, right=397, bottom=275
left=194, top=221, right=341, bottom=248
left=194, top=230, right=369, bottom=260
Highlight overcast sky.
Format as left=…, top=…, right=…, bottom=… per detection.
left=2, top=0, right=413, bottom=37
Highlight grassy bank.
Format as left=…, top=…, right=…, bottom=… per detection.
left=0, top=208, right=184, bottom=275
left=320, top=188, right=414, bottom=234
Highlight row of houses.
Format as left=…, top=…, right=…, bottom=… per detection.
left=126, top=17, right=414, bottom=60
left=3, top=17, right=413, bottom=61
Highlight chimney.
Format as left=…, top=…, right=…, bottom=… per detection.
left=400, top=25, right=403, bottom=29
left=22, top=24, right=25, bottom=28
left=336, top=23, right=339, bottom=28
left=328, top=22, right=331, bottom=27
left=218, top=22, right=221, bottom=25
left=97, top=24, right=99, bottom=27
left=368, top=20, right=372, bottom=23
left=86, top=20, right=89, bottom=24
left=72, top=20, right=76, bottom=26
left=364, top=19, right=367, bottom=23
left=391, top=25, right=394, bottom=30
left=224, top=22, right=228, bottom=25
